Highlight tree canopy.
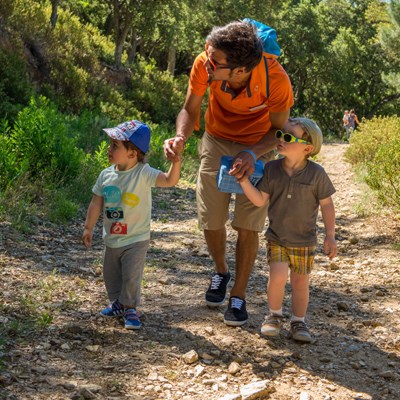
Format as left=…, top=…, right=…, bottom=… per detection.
left=0, top=0, right=399, bottom=134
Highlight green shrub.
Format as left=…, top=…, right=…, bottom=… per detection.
left=0, top=48, right=34, bottom=121
left=47, top=191, right=79, bottom=223
left=0, top=119, right=19, bottom=190
left=344, top=116, right=400, bottom=166
left=66, top=140, right=109, bottom=205
left=66, top=110, right=113, bottom=152
left=365, top=140, right=400, bottom=211
left=97, top=86, right=142, bottom=122
left=9, top=96, right=84, bottom=184
left=344, top=115, right=400, bottom=213
left=0, top=173, right=41, bottom=232
left=128, top=57, right=187, bottom=125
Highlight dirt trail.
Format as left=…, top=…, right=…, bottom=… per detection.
left=0, top=143, right=399, bottom=400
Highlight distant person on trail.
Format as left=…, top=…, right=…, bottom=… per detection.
left=82, top=120, right=182, bottom=330
left=163, top=20, right=294, bottom=327
left=238, top=117, right=337, bottom=343
left=343, top=110, right=351, bottom=140
left=348, top=109, right=360, bottom=136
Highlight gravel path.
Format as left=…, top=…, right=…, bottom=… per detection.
left=0, top=143, right=399, bottom=400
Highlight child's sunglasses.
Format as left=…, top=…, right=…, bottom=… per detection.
left=275, top=130, right=311, bottom=144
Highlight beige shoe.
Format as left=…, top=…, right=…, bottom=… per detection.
left=290, top=321, right=312, bottom=343
left=261, top=314, right=284, bottom=337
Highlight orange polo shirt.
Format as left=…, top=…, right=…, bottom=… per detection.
left=189, top=51, right=294, bottom=145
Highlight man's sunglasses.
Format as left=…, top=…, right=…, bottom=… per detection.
left=205, top=49, right=236, bottom=71
left=275, top=130, right=311, bottom=144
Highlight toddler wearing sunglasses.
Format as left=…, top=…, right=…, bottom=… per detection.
left=239, top=117, right=337, bottom=343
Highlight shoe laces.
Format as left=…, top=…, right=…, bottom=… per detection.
left=125, top=308, right=139, bottom=320
left=111, top=300, right=123, bottom=312
left=210, top=274, right=224, bottom=290
left=264, top=314, right=283, bottom=325
left=230, top=297, right=244, bottom=309
left=291, top=320, right=308, bottom=333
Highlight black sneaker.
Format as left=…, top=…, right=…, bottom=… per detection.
left=224, top=296, right=248, bottom=326
left=205, top=272, right=231, bottom=307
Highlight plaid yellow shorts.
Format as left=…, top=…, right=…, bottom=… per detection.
left=267, top=241, right=316, bottom=275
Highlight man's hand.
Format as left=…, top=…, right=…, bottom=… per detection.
left=229, top=151, right=255, bottom=181
left=164, top=136, right=185, bottom=161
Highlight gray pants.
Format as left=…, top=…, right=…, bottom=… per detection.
left=103, top=240, right=150, bottom=308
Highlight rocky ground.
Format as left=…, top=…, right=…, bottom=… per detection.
left=0, top=143, right=399, bottom=400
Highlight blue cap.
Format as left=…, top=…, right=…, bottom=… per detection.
left=103, top=120, right=151, bottom=153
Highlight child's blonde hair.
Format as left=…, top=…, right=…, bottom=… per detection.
left=290, top=117, right=323, bottom=157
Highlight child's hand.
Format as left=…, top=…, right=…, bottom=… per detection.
left=230, top=159, right=249, bottom=183
left=324, top=235, right=337, bottom=259
left=165, top=137, right=184, bottom=162
left=82, top=228, right=93, bottom=250
left=229, top=158, right=243, bottom=175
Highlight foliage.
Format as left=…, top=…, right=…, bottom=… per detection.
left=365, top=139, right=400, bottom=211
left=65, top=140, right=109, bottom=205
left=345, top=115, right=400, bottom=212
left=0, top=120, right=18, bottom=190
left=1, top=0, right=399, bottom=137
left=1, top=0, right=400, bottom=224
left=8, top=96, right=84, bottom=183
left=0, top=48, right=34, bottom=121
left=0, top=173, right=41, bottom=233
left=276, top=0, right=398, bottom=137
left=0, top=97, right=111, bottom=224
left=47, top=191, right=79, bottom=223
left=380, top=0, right=400, bottom=98
left=128, top=57, right=188, bottom=125
left=344, top=115, right=400, bottom=165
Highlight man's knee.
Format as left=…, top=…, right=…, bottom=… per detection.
left=237, top=227, right=259, bottom=240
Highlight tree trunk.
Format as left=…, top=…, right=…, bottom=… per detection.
left=167, top=45, right=176, bottom=76
left=50, top=0, right=61, bottom=29
left=104, top=11, right=114, bottom=36
left=127, top=30, right=142, bottom=64
left=114, top=18, right=133, bottom=68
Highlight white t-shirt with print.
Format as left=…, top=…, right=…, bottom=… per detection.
left=92, top=163, right=160, bottom=248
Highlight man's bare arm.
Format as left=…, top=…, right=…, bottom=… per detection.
left=164, top=87, right=204, bottom=159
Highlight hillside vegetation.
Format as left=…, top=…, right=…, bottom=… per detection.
left=0, top=0, right=399, bottom=226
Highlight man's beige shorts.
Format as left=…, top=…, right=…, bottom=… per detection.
left=196, top=132, right=272, bottom=232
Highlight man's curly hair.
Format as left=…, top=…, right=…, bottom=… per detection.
left=206, top=21, right=263, bottom=72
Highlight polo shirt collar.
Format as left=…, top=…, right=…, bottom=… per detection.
left=220, top=79, right=252, bottom=99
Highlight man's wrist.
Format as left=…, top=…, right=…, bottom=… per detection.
left=176, top=134, right=187, bottom=143
left=242, top=149, right=257, bottom=162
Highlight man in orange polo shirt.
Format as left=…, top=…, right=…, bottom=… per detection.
left=164, top=20, right=294, bottom=326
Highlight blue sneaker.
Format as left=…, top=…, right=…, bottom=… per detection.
left=99, top=299, right=124, bottom=317
left=124, top=308, right=141, bottom=330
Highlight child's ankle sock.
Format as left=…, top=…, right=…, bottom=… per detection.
left=269, top=308, right=283, bottom=316
left=291, top=315, right=305, bottom=323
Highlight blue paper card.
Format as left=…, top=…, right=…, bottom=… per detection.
left=217, top=156, right=264, bottom=194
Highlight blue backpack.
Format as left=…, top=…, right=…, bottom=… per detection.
left=243, top=18, right=280, bottom=98
left=243, top=18, right=280, bottom=58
